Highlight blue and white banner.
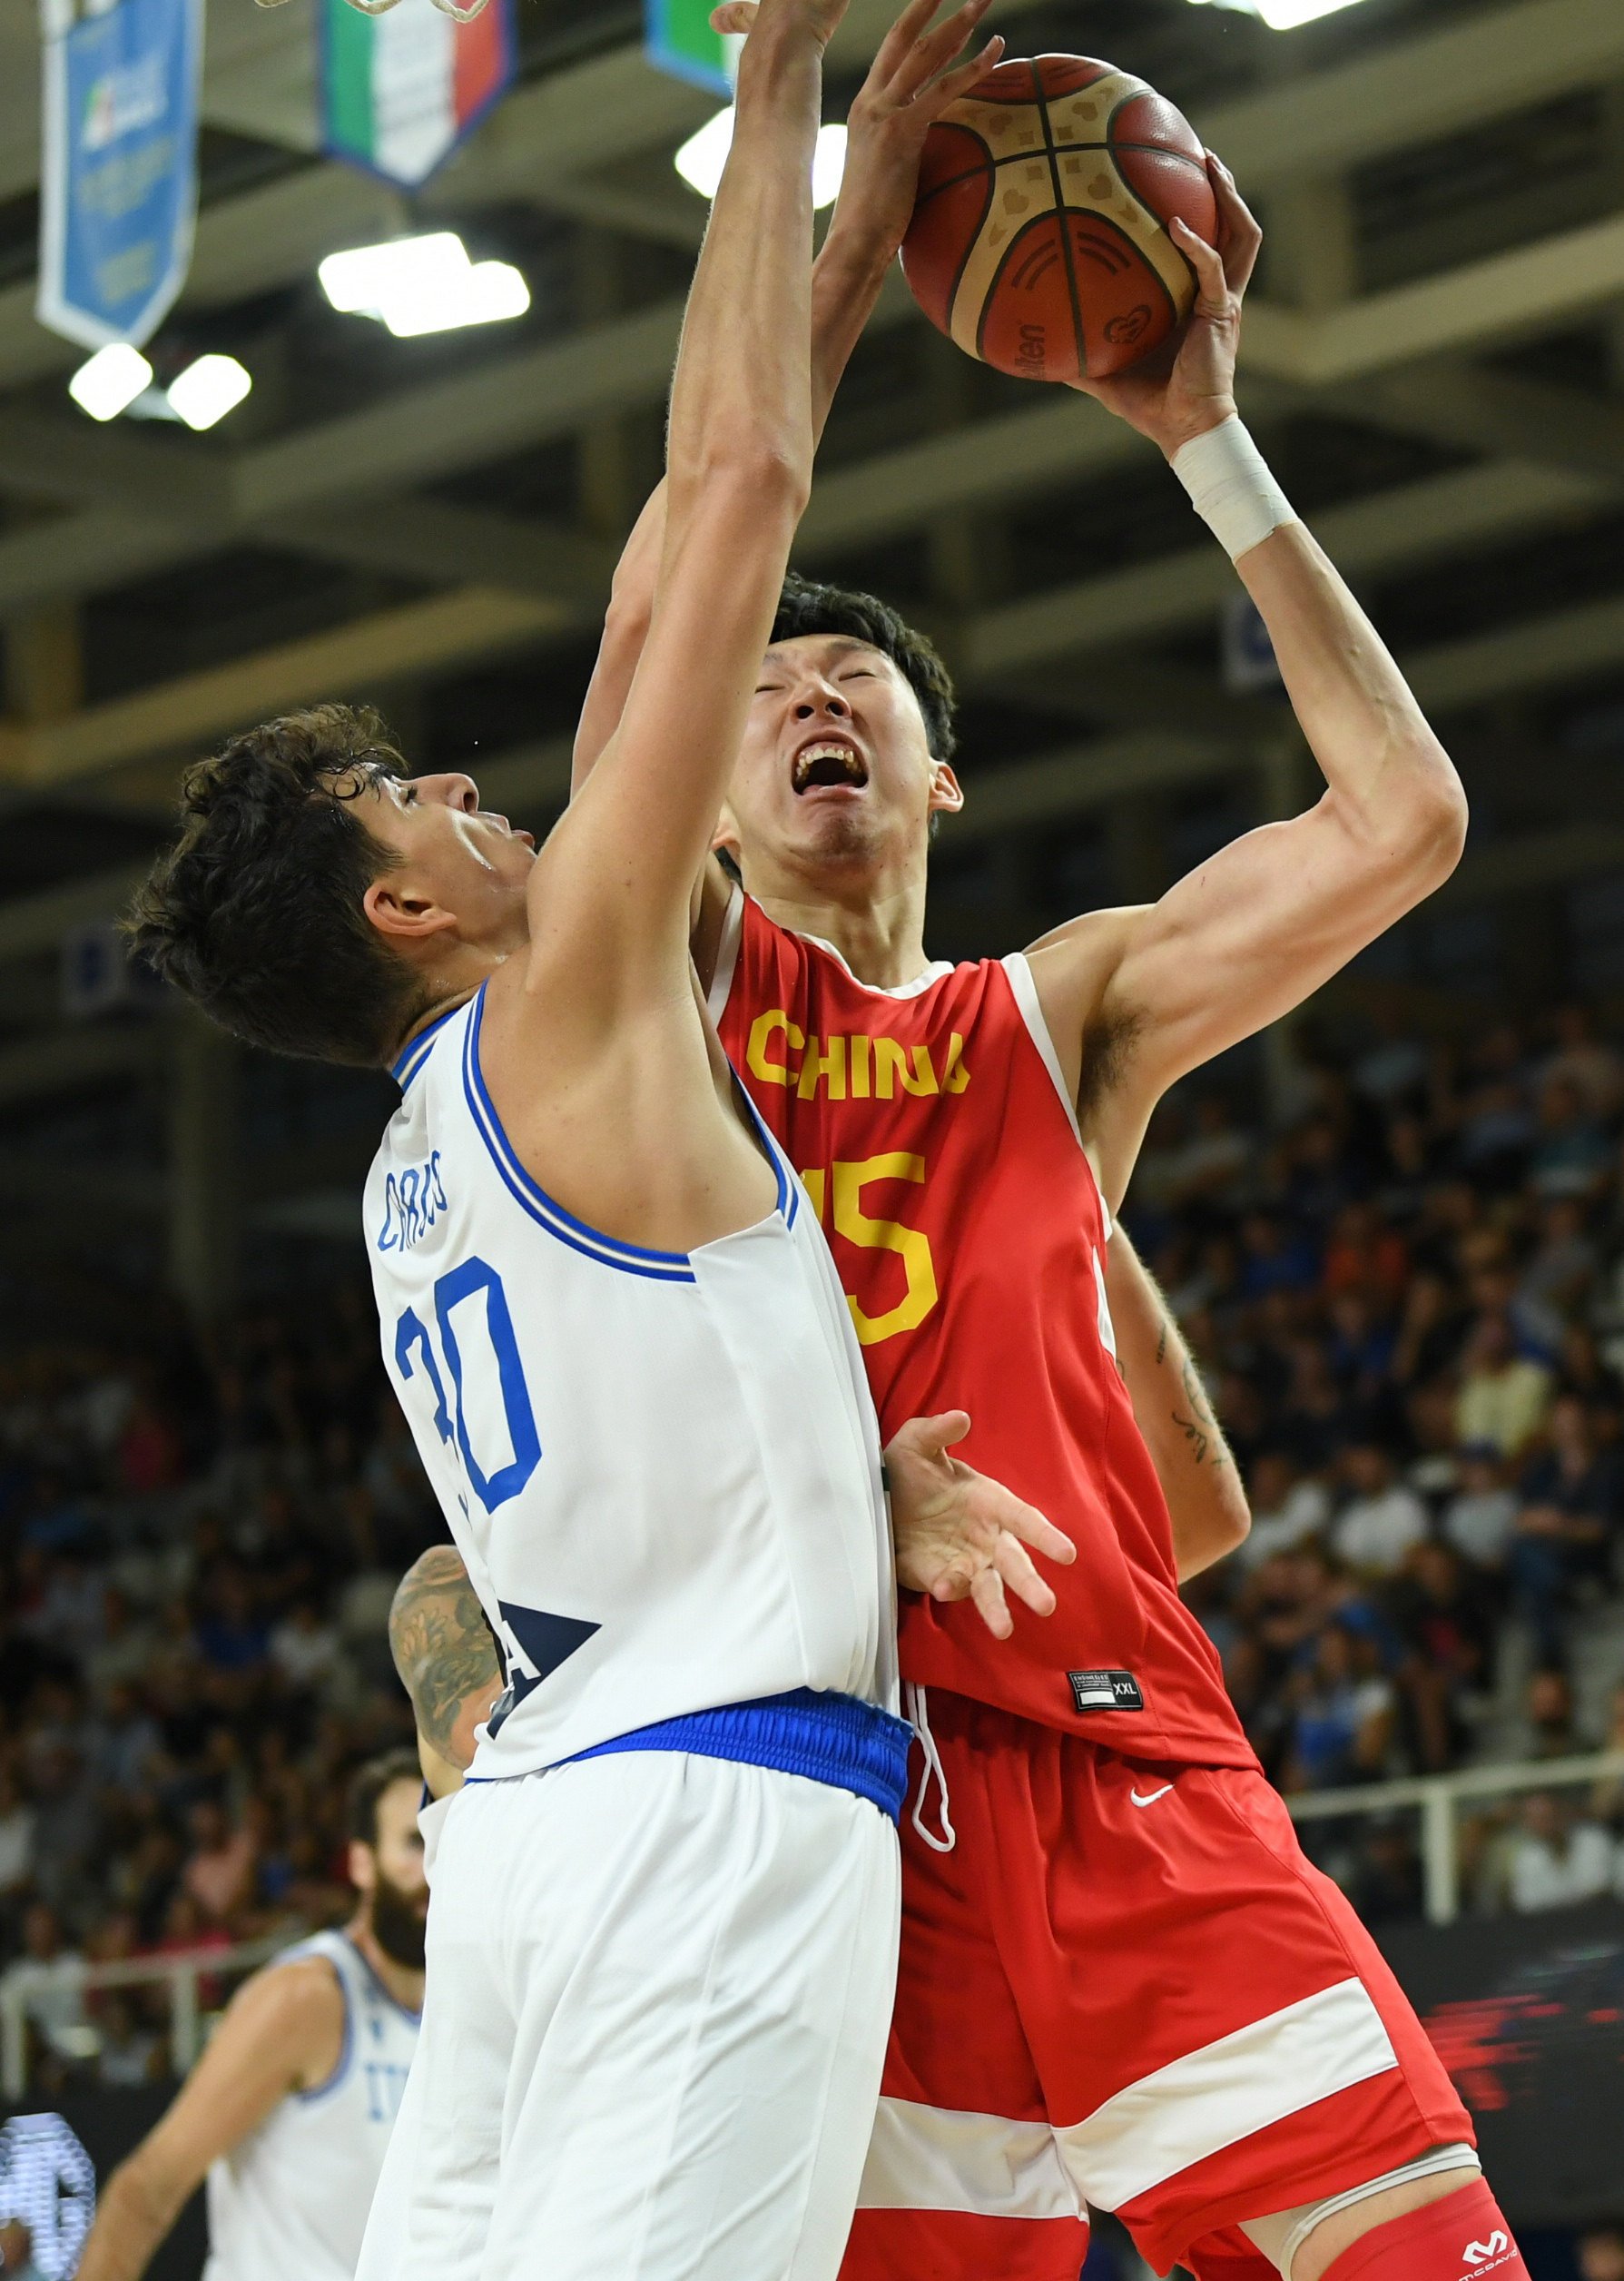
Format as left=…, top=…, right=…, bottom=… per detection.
left=36, top=0, right=204, bottom=351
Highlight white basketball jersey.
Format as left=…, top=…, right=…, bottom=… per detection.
left=366, top=985, right=898, bottom=1781
left=203, top=1931, right=418, bottom=2281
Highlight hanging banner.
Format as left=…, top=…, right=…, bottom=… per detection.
left=645, top=0, right=738, bottom=98
left=36, top=0, right=204, bottom=351
left=321, top=0, right=515, bottom=189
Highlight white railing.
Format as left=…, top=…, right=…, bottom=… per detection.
left=1, top=1935, right=289, bottom=2104
left=1285, top=1749, right=1624, bottom=1925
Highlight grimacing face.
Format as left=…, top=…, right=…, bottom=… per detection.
left=357, top=768, right=536, bottom=955
left=718, top=634, right=962, bottom=877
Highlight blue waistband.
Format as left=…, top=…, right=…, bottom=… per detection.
left=560, top=1689, right=912, bottom=1822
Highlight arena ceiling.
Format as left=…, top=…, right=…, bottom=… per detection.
left=4, top=0, right=1624, bottom=1298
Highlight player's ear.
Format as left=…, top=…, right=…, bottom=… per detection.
left=348, top=1839, right=376, bottom=1895
left=363, top=876, right=459, bottom=945
left=927, top=762, right=964, bottom=818
left=713, top=804, right=743, bottom=862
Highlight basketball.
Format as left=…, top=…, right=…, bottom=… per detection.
left=901, top=55, right=1218, bottom=385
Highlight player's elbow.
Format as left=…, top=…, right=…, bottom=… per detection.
left=675, top=440, right=811, bottom=525
left=1403, top=742, right=1469, bottom=885
left=103, top=2148, right=187, bottom=2241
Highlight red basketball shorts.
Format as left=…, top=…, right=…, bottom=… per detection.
left=842, top=1693, right=1473, bottom=2281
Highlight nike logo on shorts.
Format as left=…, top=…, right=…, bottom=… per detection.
left=1129, top=1784, right=1174, bottom=1809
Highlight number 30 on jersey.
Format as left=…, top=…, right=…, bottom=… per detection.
left=393, top=1257, right=541, bottom=1512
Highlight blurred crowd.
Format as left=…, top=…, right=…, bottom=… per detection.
left=2, top=998, right=1624, bottom=2089
left=0, top=1289, right=438, bottom=2090
left=1134, top=1000, right=1624, bottom=1921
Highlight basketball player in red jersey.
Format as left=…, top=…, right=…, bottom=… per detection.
left=576, top=13, right=1517, bottom=2281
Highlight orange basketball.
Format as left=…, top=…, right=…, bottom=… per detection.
left=901, top=55, right=1217, bottom=384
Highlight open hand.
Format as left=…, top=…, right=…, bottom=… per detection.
left=886, top=1410, right=1076, bottom=1639
left=714, top=0, right=1001, bottom=249
left=1068, top=153, right=1263, bottom=459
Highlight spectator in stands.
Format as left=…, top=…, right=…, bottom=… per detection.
left=1515, top=1668, right=1582, bottom=1763
left=1506, top=1790, right=1618, bottom=1912
left=1330, top=1439, right=1429, bottom=1578
left=1455, top=1310, right=1552, bottom=1456
left=181, top=1799, right=256, bottom=1929
left=1281, top=1619, right=1395, bottom=1793
left=1440, top=1442, right=1519, bottom=1571
left=1236, top=1450, right=1330, bottom=1569
left=0, top=1903, right=87, bottom=2076
left=1387, top=1541, right=1498, bottom=1772
left=1510, top=1392, right=1623, bottom=1665
left=1529, top=1075, right=1612, bottom=1200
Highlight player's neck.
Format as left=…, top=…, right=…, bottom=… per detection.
left=387, top=942, right=512, bottom=1069
left=347, top=1912, right=425, bottom=2015
left=757, top=876, right=931, bottom=991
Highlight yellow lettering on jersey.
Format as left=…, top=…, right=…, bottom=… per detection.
left=873, top=1038, right=938, bottom=1099
left=832, top=1153, right=939, bottom=1344
left=800, top=1167, right=828, bottom=1223
left=747, top=1009, right=804, bottom=1087
left=797, top=1033, right=847, bottom=1101
left=850, top=1034, right=872, bottom=1100
left=941, top=1032, right=971, bottom=1093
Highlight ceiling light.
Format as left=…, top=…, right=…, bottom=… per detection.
left=1186, top=0, right=1369, bottom=23
left=318, top=232, right=529, bottom=339
left=166, top=353, right=252, bottom=432
left=382, top=260, right=529, bottom=338
left=68, top=343, right=153, bottom=422
left=674, top=110, right=848, bottom=210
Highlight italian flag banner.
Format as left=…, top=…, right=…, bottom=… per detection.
left=321, top=0, right=515, bottom=189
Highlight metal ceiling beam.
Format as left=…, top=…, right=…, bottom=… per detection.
left=0, top=588, right=567, bottom=788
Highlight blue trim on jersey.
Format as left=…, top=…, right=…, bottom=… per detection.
left=284, top=1937, right=354, bottom=2104
left=731, top=1076, right=797, bottom=1228
left=391, top=1003, right=462, bottom=1091
left=461, top=983, right=699, bottom=1283
left=558, top=1689, right=912, bottom=1822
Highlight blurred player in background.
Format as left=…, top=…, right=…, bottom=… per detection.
left=567, top=17, right=1529, bottom=2279
left=74, top=1752, right=425, bottom=2281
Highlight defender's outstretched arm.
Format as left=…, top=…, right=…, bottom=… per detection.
left=571, top=0, right=1000, bottom=801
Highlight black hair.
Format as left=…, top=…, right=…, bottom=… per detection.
left=772, top=575, right=958, bottom=763
left=348, top=1748, right=423, bottom=1848
left=124, top=703, right=428, bottom=1067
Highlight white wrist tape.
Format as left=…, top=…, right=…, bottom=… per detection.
left=1171, top=416, right=1298, bottom=564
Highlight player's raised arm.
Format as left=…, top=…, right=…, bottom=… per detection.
left=1028, top=160, right=1467, bottom=1206
left=570, top=0, right=1002, bottom=803
left=526, top=0, right=832, bottom=992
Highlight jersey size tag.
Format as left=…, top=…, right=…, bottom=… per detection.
left=1068, top=1669, right=1144, bottom=1714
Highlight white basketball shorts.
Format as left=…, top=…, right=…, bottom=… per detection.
left=357, top=1748, right=901, bottom=2281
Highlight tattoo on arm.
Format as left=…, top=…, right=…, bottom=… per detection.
left=389, top=1545, right=502, bottom=1760
left=1171, top=1358, right=1230, bottom=1472
left=1155, top=1318, right=1168, bottom=1368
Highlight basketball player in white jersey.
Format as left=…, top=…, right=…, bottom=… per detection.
left=123, top=0, right=1063, bottom=2269
left=74, top=1753, right=425, bottom=2281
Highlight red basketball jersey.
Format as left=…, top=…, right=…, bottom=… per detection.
left=711, top=887, right=1255, bottom=1765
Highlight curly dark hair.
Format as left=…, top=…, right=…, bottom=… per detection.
left=772, top=575, right=958, bottom=762
left=125, top=704, right=429, bottom=1067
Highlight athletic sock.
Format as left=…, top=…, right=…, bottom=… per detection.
left=1315, top=2177, right=1528, bottom=2281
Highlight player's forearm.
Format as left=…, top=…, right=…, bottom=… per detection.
left=1107, top=1230, right=1249, bottom=1582
left=75, top=2158, right=184, bottom=2281
left=572, top=228, right=891, bottom=801
left=1234, top=518, right=1466, bottom=892
left=664, top=22, right=821, bottom=517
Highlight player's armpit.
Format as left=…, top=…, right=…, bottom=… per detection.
left=73, top=1960, right=343, bottom=2281
left=389, top=1544, right=503, bottom=1773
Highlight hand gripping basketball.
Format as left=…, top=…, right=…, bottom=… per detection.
left=885, top=1411, right=1078, bottom=1641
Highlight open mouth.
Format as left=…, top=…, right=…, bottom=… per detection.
left=791, top=737, right=869, bottom=795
